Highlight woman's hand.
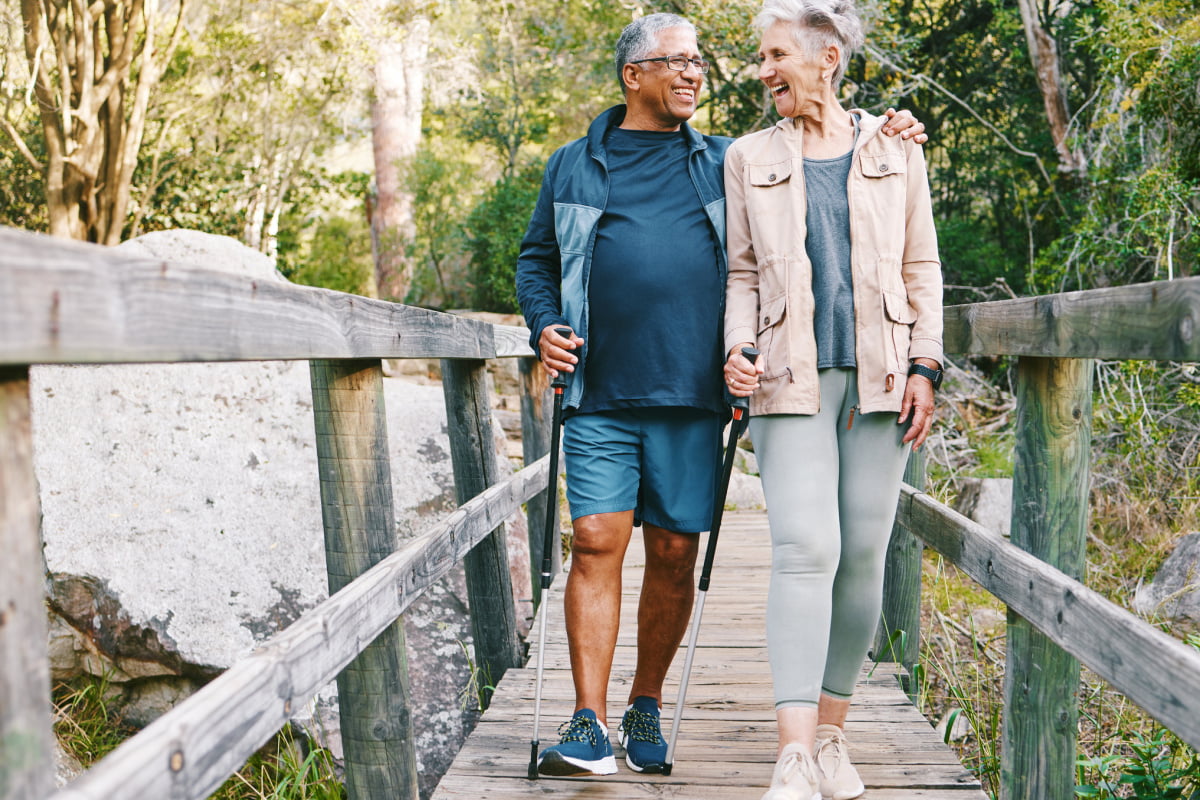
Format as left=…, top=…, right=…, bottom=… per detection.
left=899, top=359, right=939, bottom=449
left=724, top=343, right=761, bottom=397
left=538, top=325, right=583, bottom=378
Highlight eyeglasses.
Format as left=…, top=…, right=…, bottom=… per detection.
left=629, top=55, right=710, bottom=74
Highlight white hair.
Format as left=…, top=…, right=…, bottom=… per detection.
left=755, top=0, right=865, bottom=87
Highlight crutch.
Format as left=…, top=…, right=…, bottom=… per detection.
left=662, top=347, right=759, bottom=775
left=528, top=327, right=573, bottom=780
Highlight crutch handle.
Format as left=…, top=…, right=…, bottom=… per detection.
left=551, top=327, right=574, bottom=390
left=726, top=347, right=759, bottom=419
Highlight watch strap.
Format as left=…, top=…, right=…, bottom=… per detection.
left=907, top=362, right=943, bottom=389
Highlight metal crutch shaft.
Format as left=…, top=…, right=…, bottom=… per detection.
left=528, top=327, right=573, bottom=780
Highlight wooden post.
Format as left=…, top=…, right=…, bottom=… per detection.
left=1001, top=357, right=1092, bottom=800
left=441, top=359, right=522, bottom=708
left=0, top=367, right=54, bottom=800
left=519, top=357, right=560, bottom=610
left=873, top=450, right=926, bottom=696
left=310, top=359, right=418, bottom=800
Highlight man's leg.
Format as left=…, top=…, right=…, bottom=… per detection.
left=565, top=509, right=636, bottom=726
left=627, top=523, right=699, bottom=705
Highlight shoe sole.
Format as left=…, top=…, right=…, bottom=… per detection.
left=619, top=733, right=666, bottom=774
left=537, top=751, right=618, bottom=777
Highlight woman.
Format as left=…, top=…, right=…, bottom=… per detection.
left=722, top=1, right=943, bottom=798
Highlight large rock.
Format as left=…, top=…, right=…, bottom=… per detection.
left=952, top=478, right=1012, bottom=538
left=32, top=230, right=532, bottom=798
left=1133, top=532, right=1200, bottom=623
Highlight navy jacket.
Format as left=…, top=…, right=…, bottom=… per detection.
left=515, top=105, right=733, bottom=409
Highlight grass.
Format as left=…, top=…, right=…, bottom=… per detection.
left=53, top=676, right=345, bottom=799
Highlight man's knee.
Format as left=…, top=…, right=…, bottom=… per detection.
left=643, top=525, right=700, bottom=573
left=570, top=512, right=634, bottom=560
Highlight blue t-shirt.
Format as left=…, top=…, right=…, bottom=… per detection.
left=577, top=127, right=724, bottom=415
left=805, top=143, right=856, bottom=369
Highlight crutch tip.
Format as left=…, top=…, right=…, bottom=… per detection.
left=528, top=742, right=540, bottom=780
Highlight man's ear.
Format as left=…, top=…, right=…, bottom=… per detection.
left=621, top=63, right=641, bottom=94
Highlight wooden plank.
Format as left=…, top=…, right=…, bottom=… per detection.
left=442, top=359, right=523, bottom=708
left=0, top=367, right=54, bottom=800
left=49, top=460, right=548, bottom=800
left=310, top=360, right=417, bottom=800
left=1001, top=357, right=1091, bottom=800
left=899, top=488, right=1200, bottom=750
left=874, top=451, right=926, bottom=694
left=0, top=226, right=506, bottom=365
left=943, top=276, right=1200, bottom=360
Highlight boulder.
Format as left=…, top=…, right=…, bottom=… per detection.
left=952, top=478, right=1012, bottom=538
left=33, top=229, right=532, bottom=799
left=1133, top=532, right=1200, bottom=623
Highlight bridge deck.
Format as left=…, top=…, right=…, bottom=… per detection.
left=432, top=511, right=986, bottom=799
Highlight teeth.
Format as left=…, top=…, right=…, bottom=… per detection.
left=772, top=84, right=789, bottom=95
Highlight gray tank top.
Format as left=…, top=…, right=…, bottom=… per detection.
left=804, top=117, right=858, bottom=369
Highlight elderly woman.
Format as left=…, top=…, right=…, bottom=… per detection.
left=722, top=1, right=943, bottom=798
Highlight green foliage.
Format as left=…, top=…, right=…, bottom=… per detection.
left=1076, top=727, right=1200, bottom=799
left=402, top=147, right=479, bottom=309
left=464, top=163, right=544, bottom=313
left=281, top=212, right=375, bottom=296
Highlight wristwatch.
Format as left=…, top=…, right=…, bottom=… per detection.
left=907, top=362, right=943, bottom=389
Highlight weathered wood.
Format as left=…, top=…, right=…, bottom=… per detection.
left=897, top=489, right=1200, bottom=752
left=518, top=357, right=560, bottom=609
left=431, top=514, right=986, bottom=799
left=1000, top=357, right=1092, bottom=800
left=0, top=226, right=506, bottom=365
left=0, top=367, right=54, bottom=800
left=943, top=276, right=1200, bottom=360
left=873, top=450, right=926, bottom=692
left=441, top=359, right=523, bottom=707
left=310, top=359, right=417, bottom=800
left=47, top=458, right=548, bottom=800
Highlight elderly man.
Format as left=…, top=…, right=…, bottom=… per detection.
left=515, top=12, right=925, bottom=777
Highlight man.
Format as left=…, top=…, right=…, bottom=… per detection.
left=515, top=12, right=925, bottom=778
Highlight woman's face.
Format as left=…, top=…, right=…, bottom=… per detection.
left=757, top=21, right=833, bottom=118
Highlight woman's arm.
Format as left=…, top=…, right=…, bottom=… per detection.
left=723, top=143, right=764, bottom=397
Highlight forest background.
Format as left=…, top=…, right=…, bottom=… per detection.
left=3, top=0, right=1200, bottom=797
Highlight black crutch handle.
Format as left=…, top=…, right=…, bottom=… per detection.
left=550, top=326, right=573, bottom=390
left=725, top=347, right=760, bottom=417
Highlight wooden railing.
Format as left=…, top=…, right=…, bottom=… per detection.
left=873, top=277, right=1200, bottom=800
left=0, top=226, right=561, bottom=800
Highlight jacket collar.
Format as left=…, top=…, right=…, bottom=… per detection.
left=587, top=104, right=708, bottom=161
left=775, top=110, right=893, bottom=156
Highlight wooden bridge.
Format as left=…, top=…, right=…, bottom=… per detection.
left=433, top=512, right=985, bottom=799
left=3, top=225, right=1200, bottom=800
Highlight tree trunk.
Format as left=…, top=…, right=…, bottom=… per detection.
left=1015, top=0, right=1085, bottom=176
left=18, top=0, right=185, bottom=243
left=370, top=17, right=430, bottom=303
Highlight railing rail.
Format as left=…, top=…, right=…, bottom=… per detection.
left=0, top=226, right=549, bottom=800
left=875, top=274, right=1200, bottom=800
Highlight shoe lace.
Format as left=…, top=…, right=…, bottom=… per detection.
left=556, top=715, right=598, bottom=746
left=775, top=748, right=819, bottom=788
left=815, top=730, right=847, bottom=774
left=620, top=707, right=664, bottom=744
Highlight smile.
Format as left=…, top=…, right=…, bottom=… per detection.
left=770, top=83, right=789, bottom=96
left=673, top=87, right=696, bottom=100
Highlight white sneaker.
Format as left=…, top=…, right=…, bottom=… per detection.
left=814, top=724, right=865, bottom=800
left=761, top=742, right=821, bottom=800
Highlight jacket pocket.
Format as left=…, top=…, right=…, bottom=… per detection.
left=880, top=260, right=916, bottom=372
left=749, top=161, right=792, bottom=187
left=859, top=153, right=907, bottom=179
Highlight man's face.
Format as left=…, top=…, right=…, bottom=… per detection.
left=623, top=26, right=705, bottom=131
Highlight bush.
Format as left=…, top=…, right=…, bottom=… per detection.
left=464, top=163, right=544, bottom=313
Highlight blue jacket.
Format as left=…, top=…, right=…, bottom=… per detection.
left=515, top=105, right=733, bottom=409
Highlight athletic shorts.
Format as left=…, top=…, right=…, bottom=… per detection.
left=561, top=407, right=723, bottom=534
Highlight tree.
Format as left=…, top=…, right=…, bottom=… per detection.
left=5, top=0, right=187, bottom=243
left=1015, top=0, right=1086, bottom=177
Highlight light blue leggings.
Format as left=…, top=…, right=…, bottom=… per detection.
left=750, top=368, right=911, bottom=708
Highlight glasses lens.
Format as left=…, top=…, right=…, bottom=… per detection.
left=666, top=56, right=709, bottom=73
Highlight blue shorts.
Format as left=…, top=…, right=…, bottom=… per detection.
left=561, top=408, right=723, bottom=534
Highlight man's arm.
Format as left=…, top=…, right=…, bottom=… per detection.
left=514, top=165, right=569, bottom=355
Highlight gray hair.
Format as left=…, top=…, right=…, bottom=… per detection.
left=614, top=13, right=697, bottom=93
left=755, top=0, right=865, bottom=88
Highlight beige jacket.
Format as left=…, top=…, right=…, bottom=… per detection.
left=724, top=112, right=943, bottom=416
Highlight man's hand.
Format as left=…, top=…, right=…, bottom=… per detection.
left=538, top=325, right=583, bottom=378
left=882, top=108, right=928, bottom=145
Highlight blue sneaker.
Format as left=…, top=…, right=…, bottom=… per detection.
left=618, top=696, right=668, bottom=773
left=537, top=709, right=617, bottom=776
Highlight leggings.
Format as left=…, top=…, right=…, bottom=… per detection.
left=750, top=368, right=911, bottom=708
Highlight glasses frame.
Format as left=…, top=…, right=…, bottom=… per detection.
left=629, top=55, right=710, bottom=74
